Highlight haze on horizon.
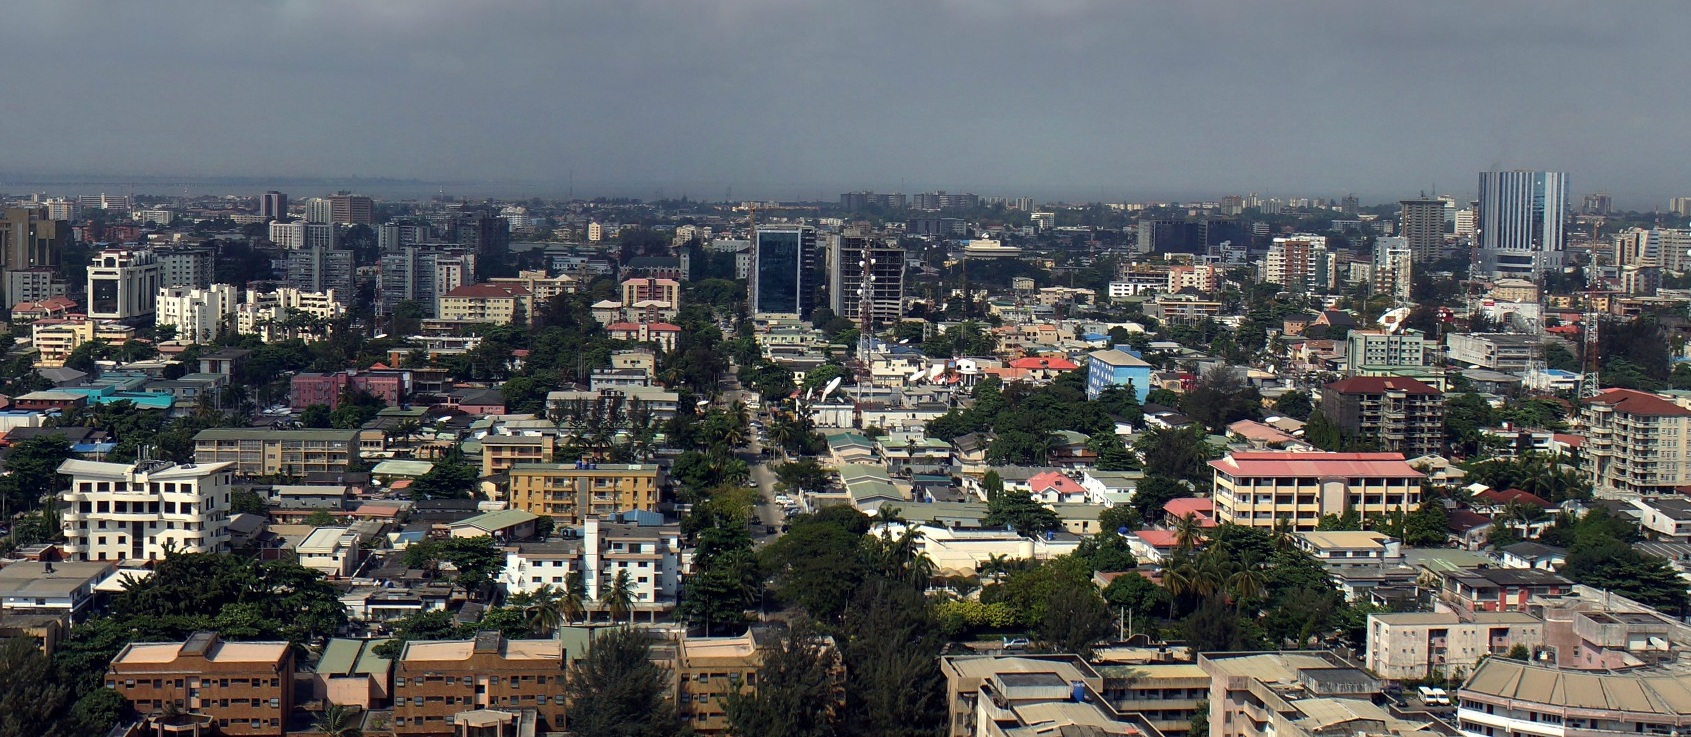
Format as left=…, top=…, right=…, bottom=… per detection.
left=2, top=1, right=1688, bottom=208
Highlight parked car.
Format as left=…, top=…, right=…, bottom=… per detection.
left=1001, top=637, right=1031, bottom=650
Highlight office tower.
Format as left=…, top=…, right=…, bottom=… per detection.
left=1477, top=170, right=1568, bottom=278
left=1650, top=228, right=1691, bottom=272
left=1220, top=195, right=1245, bottom=216
left=43, top=198, right=77, bottom=221
left=377, top=222, right=431, bottom=252
left=378, top=246, right=475, bottom=315
left=1136, top=219, right=1202, bottom=253
left=1453, top=207, right=1476, bottom=238
left=155, top=246, right=214, bottom=289
left=260, top=190, right=287, bottom=220
left=828, top=224, right=905, bottom=325
left=1372, top=237, right=1414, bottom=301
left=7, top=268, right=64, bottom=304
left=285, top=245, right=355, bottom=306
left=1264, top=235, right=1335, bottom=294
left=303, top=198, right=333, bottom=224
left=60, top=458, right=236, bottom=561
left=0, top=205, right=67, bottom=272
left=1340, top=194, right=1359, bottom=214
left=76, top=194, right=132, bottom=212
left=750, top=224, right=818, bottom=317
left=1398, top=199, right=1446, bottom=262
left=327, top=194, right=374, bottom=224
left=1670, top=197, right=1691, bottom=218
left=268, top=220, right=337, bottom=250
left=455, top=209, right=511, bottom=271
left=1583, top=192, right=1613, bottom=215
left=156, top=284, right=238, bottom=344
left=87, top=246, right=161, bottom=319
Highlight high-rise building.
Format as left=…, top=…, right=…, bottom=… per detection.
left=327, top=194, right=374, bottom=224
left=0, top=207, right=67, bottom=304
left=1372, top=237, right=1414, bottom=301
left=750, top=224, right=818, bottom=317
left=1320, top=376, right=1446, bottom=458
left=59, top=458, right=236, bottom=561
left=6, top=268, right=65, bottom=305
left=1582, top=191, right=1613, bottom=215
left=1220, top=195, right=1245, bottom=216
left=1345, top=329, right=1435, bottom=372
left=87, top=246, right=161, bottom=319
left=455, top=209, right=511, bottom=270
left=156, top=285, right=237, bottom=344
left=1478, top=170, right=1568, bottom=278
left=1453, top=206, right=1477, bottom=238
left=1670, top=197, right=1691, bottom=218
left=43, top=198, right=77, bottom=221
left=155, top=246, right=215, bottom=289
left=259, top=190, right=287, bottom=221
left=378, top=246, right=476, bottom=316
left=1264, top=234, right=1335, bottom=293
left=1581, top=388, right=1691, bottom=498
left=304, top=198, right=333, bottom=224
left=285, top=245, right=355, bottom=306
left=377, top=222, right=430, bottom=251
left=828, top=224, right=905, bottom=325
left=268, top=220, right=337, bottom=250
left=1398, top=198, right=1446, bottom=262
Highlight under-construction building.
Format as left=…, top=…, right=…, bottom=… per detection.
left=828, top=224, right=906, bottom=325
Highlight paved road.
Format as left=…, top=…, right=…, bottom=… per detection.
left=721, top=369, right=784, bottom=544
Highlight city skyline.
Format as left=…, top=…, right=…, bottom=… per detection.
left=1, top=2, right=1689, bottom=207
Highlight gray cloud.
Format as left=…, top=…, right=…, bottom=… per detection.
left=0, top=0, right=1686, bottom=207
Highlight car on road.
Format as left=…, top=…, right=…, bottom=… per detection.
left=1001, top=637, right=1031, bottom=650
left=764, top=525, right=777, bottom=535
left=750, top=516, right=762, bottom=525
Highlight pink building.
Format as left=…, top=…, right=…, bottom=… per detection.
left=290, top=369, right=409, bottom=410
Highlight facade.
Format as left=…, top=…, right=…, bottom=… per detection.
left=1456, top=658, right=1691, bottom=737
left=107, top=632, right=295, bottom=737
left=259, top=191, right=287, bottom=220
left=650, top=629, right=832, bottom=736
left=1581, top=388, right=1691, bottom=498
left=285, top=245, right=356, bottom=306
left=59, top=458, right=236, bottom=562
left=1264, top=234, right=1335, bottom=293
left=289, top=369, right=406, bottom=410
left=1200, top=651, right=1431, bottom=737
left=499, top=519, right=684, bottom=605
left=1167, top=263, right=1222, bottom=293
left=1445, top=333, right=1542, bottom=372
left=621, top=277, right=681, bottom=310
left=31, top=316, right=135, bottom=368
left=1372, top=237, right=1414, bottom=301
left=0, top=206, right=67, bottom=304
left=943, top=654, right=1162, bottom=737
left=156, top=246, right=215, bottom=289
left=392, top=632, right=568, bottom=736
left=7, top=267, right=66, bottom=306
left=605, top=321, right=681, bottom=352
left=1344, top=329, right=1435, bottom=371
left=1085, top=348, right=1152, bottom=401
left=328, top=194, right=374, bottom=224
left=296, top=526, right=361, bottom=577
left=193, top=428, right=361, bottom=477
left=1366, top=611, right=1543, bottom=680
left=750, top=224, right=819, bottom=317
left=436, top=282, right=533, bottom=325
left=1399, top=198, right=1446, bottom=262
left=268, top=220, right=337, bottom=250
left=234, top=287, right=345, bottom=341
left=379, top=246, right=477, bottom=316
left=507, top=462, right=662, bottom=524
left=454, top=209, right=512, bottom=265
left=1320, top=376, right=1445, bottom=457
left=1209, top=451, right=1425, bottom=531
left=1478, top=170, right=1568, bottom=278
left=828, top=224, right=906, bottom=325
left=490, top=270, right=578, bottom=304
left=156, top=284, right=238, bottom=344
left=480, top=435, right=554, bottom=477
left=88, top=246, right=162, bottom=319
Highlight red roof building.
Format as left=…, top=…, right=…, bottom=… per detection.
left=1210, top=451, right=1424, bottom=531
left=1582, top=388, right=1691, bottom=497
left=1162, top=497, right=1217, bottom=528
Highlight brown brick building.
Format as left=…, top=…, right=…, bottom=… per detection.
left=1320, top=376, right=1446, bottom=458
left=105, top=631, right=294, bottom=736
left=652, top=628, right=840, bottom=735
left=392, top=631, right=568, bottom=735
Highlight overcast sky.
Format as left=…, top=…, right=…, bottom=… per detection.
left=2, top=1, right=1687, bottom=207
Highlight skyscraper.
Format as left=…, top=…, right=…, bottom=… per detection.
left=328, top=194, right=374, bottom=224
left=260, top=191, right=288, bottom=221
left=750, top=224, right=818, bottom=317
left=1398, top=199, right=1445, bottom=262
left=828, top=224, right=905, bottom=325
left=1477, top=170, right=1568, bottom=278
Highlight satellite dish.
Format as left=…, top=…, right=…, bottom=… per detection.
left=927, top=364, right=946, bottom=380
left=821, top=375, right=843, bottom=400
left=908, top=368, right=926, bottom=384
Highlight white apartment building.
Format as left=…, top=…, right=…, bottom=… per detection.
left=1373, top=237, right=1414, bottom=301
left=58, top=458, right=236, bottom=562
left=87, top=246, right=161, bottom=319
left=1264, top=234, right=1335, bottom=294
left=1365, top=611, right=1543, bottom=681
left=499, top=519, right=683, bottom=608
left=1582, top=388, right=1691, bottom=498
left=156, top=284, right=237, bottom=344
left=234, top=287, right=345, bottom=341
left=296, top=527, right=361, bottom=578
left=268, top=220, right=337, bottom=250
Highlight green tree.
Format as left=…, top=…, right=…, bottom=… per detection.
left=1037, top=582, right=1112, bottom=658
left=1098, top=504, right=1141, bottom=535
left=0, top=637, right=71, bottom=737
left=409, top=448, right=478, bottom=499
left=564, top=627, right=678, bottom=737
left=983, top=490, right=1061, bottom=537
left=301, top=404, right=333, bottom=428
left=1305, top=410, right=1342, bottom=451
left=229, top=488, right=268, bottom=515
left=1273, top=390, right=1314, bottom=421
left=725, top=624, right=843, bottom=737
left=1103, top=572, right=1173, bottom=624
left=836, top=579, right=948, bottom=737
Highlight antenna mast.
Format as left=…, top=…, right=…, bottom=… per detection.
left=1580, top=238, right=1602, bottom=398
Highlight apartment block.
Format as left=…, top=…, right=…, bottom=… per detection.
left=31, top=315, right=135, bottom=368
left=1320, top=376, right=1446, bottom=457
left=284, top=245, right=355, bottom=306
left=507, top=462, right=662, bottom=524
left=654, top=629, right=839, bottom=736
left=480, top=434, right=555, bottom=477
left=1581, top=388, right=1691, bottom=498
left=156, top=284, right=238, bottom=344
left=1200, top=651, right=1430, bottom=737
left=106, top=631, right=294, bottom=737
left=193, top=428, right=361, bottom=477
left=233, top=287, right=345, bottom=342
left=392, top=631, right=567, bottom=736
left=1209, top=451, right=1424, bottom=531
left=499, top=518, right=683, bottom=608
left=88, top=245, right=162, bottom=319
left=59, top=458, right=236, bottom=562
left=1344, top=330, right=1436, bottom=372
left=1456, top=658, right=1691, bottom=737
left=1264, top=234, right=1335, bottom=294
left=490, top=269, right=579, bottom=305
left=290, top=369, right=407, bottom=410
left=435, top=282, right=533, bottom=326
left=156, top=246, right=215, bottom=289
left=1365, top=611, right=1543, bottom=680
left=942, top=654, right=1158, bottom=737
left=1097, top=662, right=1209, bottom=737
left=268, top=220, right=337, bottom=250
left=828, top=224, right=906, bottom=325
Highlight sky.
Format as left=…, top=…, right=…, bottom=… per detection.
left=1, top=1, right=1688, bottom=208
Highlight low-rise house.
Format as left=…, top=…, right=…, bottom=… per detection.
left=1027, top=471, right=1087, bottom=505
left=1441, top=567, right=1573, bottom=613
left=1080, top=469, right=1143, bottom=506
left=313, top=638, right=393, bottom=710
left=950, top=433, right=991, bottom=476
left=1365, top=611, right=1544, bottom=680
left=448, top=509, right=539, bottom=541
left=1292, top=530, right=1403, bottom=569
left=296, top=527, right=362, bottom=578
left=1497, top=541, right=1567, bottom=570
left=1631, top=496, right=1691, bottom=541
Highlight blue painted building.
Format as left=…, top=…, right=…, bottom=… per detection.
left=1085, top=347, right=1152, bottom=401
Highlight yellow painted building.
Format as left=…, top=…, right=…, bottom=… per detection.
left=1209, top=451, right=1424, bottom=531
left=435, top=282, right=534, bottom=326
left=507, top=462, right=661, bottom=523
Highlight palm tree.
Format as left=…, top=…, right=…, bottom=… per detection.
left=313, top=703, right=363, bottom=737
left=1172, top=513, right=1205, bottom=552
left=560, top=571, right=587, bottom=625
left=981, top=553, right=1011, bottom=584
left=605, top=570, right=635, bottom=624
left=524, top=585, right=565, bottom=636
left=1162, top=562, right=1194, bottom=619
left=1226, top=567, right=1267, bottom=613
